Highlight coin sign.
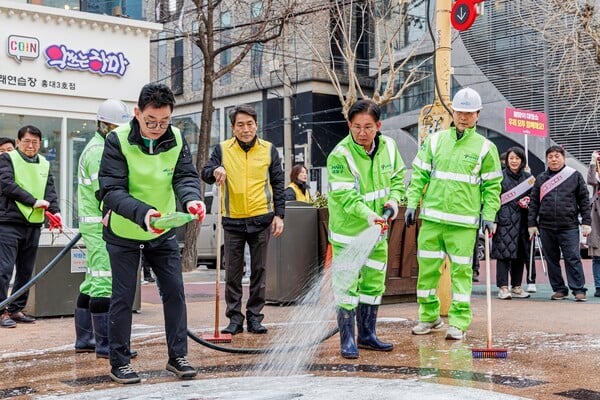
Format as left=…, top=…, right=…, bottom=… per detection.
left=451, top=0, right=483, bottom=31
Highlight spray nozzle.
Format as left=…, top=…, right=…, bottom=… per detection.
left=382, top=206, right=394, bottom=222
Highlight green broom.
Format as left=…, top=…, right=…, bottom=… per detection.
left=472, top=230, right=508, bottom=359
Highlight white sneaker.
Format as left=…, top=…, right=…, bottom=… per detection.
left=445, top=326, right=465, bottom=340
left=526, top=284, right=537, bottom=293
left=241, top=276, right=250, bottom=285
left=511, top=286, right=531, bottom=298
left=498, top=286, right=512, bottom=300
left=411, top=318, right=444, bottom=335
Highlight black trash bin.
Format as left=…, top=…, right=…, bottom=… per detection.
left=265, top=202, right=319, bottom=304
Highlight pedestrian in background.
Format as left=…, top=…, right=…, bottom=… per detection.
left=201, top=104, right=285, bottom=336
left=284, top=164, right=312, bottom=202
left=0, top=125, right=61, bottom=328
left=74, top=99, right=132, bottom=357
left=99, top=83, right=205, bottom=384
left=0, top=137, right=15, bottom=153
left=586, top=150, right=600, bottom=297
left=528, top=145, right=591, bottom=301
left=327, top=99, right=406, bottom=358
left=491, top=146, right=534, bottom=300
left=406, top=87, right=502, bottom=340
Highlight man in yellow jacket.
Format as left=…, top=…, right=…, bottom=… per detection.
left=405, top=88, right=502, bottom=340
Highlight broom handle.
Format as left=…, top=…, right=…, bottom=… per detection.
left=214, top=184, right=223, bottom=335
left=484, top=230, right=493, bottom=348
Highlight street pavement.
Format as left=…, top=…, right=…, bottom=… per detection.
left=1, top=260, right=600, bottom=399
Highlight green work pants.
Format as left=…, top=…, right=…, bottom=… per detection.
left=79, top=224, right=112, bottom=299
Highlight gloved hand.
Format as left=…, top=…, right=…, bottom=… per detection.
left=518, top=196, right=530, bottom=209
left=528, top=226, right=539, bottom=239
left=144, top=209, right=165, bottom=235
left=33, top=199, right=49, bottom=209
left=582, top=225, right=592, bottom=237
left=482, top=220, right=495, bottom=236
left=404, top=208, right=416, bottom=227
left=367, top=212, right=389, bottom=234
left=186, top=200, right=206, bottom=222
left=384, top=199, right=399, bottom=220
left=591, top=151, right=600, bottom=165
left=47, top=212, right=63, bottom=232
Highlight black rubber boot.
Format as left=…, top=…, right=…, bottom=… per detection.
left=91, top=312, right=110, bottom=359
left=356, top=304, right=393, bottom=351
left=336, top=308, right=358, bottom=359
left=74, top=308, right=95, bottom=353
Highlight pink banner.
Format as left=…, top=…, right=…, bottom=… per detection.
left=504, top=107, right=548, bottom=137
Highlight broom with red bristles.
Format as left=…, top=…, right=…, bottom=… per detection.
left=472, top=228, right=508, bottom=359
left=202, top=185, right=232, bottom=344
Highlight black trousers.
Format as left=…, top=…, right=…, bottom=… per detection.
left=107, top=234, right=188, bottom=367
left=223, top=228, right=269, bottom=324
left=0, top=224, right=40, bottom=314
left=495, top=258, right=525, bottom=288
left=539, top=227, right=586, bottom=295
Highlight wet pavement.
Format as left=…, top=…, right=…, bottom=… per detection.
left=2, top=260, right=600, bottom=399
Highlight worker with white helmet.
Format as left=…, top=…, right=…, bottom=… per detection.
left=74, top=99, right=133, bottom=359
left=405, top=87, right=502, bottom=340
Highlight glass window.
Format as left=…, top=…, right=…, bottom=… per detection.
left=220, top=11, right=232, bottom=85
left=192, top=21, right=203, bottom=92
left=172, top=110, right=220, bottom=165
left=157, top=32, right=168, bottom=83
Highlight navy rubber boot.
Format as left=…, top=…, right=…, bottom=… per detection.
left=356, top=304, right=393, bottom=351
left=91, top=312, right=110, bottom=359
left=336, top=308, right=358, bottom=359
left=74, top=308, right=96, bottom=353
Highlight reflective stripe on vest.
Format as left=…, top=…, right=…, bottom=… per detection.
left=8, top=151, right=50, bottom=223
left=420, top=208, right=480, bottom=225
left=109, top=126, right=182, bottom=241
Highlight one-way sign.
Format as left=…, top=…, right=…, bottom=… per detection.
left=451, top=0, right=483, bottom=31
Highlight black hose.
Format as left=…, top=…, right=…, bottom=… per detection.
left=0, top=232, right=82, bottom=310
left=187, top=326, right=339, bottom=354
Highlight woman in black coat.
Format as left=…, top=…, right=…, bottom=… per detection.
left=492, top=146, right=534, bottom=300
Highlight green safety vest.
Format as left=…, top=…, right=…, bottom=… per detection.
left=77, top=132, right=105, bottom=229
left=109, top=125, right=182, bottom=241
left=8, top=150, right=50, bottom=223
left=407, top=126, right=502, bottom=228
left=327, top=133, right=406, bottom=245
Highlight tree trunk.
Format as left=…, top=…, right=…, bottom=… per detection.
left=181, top=62, right=216, bottom=272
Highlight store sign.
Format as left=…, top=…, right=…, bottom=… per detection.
left=7, top=35, right=39, bottom=62
left=504, top=107, right=548, bottom=137
left=45, top=44, right=130, bottom=77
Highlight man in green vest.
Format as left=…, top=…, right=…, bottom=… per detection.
left=405, top=87, right=502, bottom=340
left=0, top=125, right=61, bottom=329
left=74, top=99, right=132, bottom=358
left=98, top=83, right=205, bottom=384
left=201, top=104, right=285, bottom=336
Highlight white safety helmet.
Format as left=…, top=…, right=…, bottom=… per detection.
left=451, top=88, right=482, bottom=112
left=97, top=99, right=131, bottom=125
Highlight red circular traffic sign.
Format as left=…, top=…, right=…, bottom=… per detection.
left=451, top=0, right=477, bottom=31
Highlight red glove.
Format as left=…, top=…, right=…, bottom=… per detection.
left=144, top=209, right=165, bottom=235
left=374, top=217, right=389, bottom=235
left=45, top=211, right=63, bottom=232
left=186, top=200, right=206, bottom=222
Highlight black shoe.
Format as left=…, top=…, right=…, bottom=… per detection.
left=144, top=276, right=155, bottom=283
left=221, top=322, right=243, bottom=335
left=1, top=312, right=16, bottom=328
left=166, top=356, right=197, bottom=379
left=595, top=288, right=600, bottom=298
left=10, top=311, right=35, bottom=323
left=247, top=320, right=268, bottom=334
left=110, top=364, right=141, bottom=384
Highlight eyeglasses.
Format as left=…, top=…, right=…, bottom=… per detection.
left=20, top=139, right=41, bottom=146
left=141, top=113, right=171, bottom=130
left=350, top=126, right=376, bottom=134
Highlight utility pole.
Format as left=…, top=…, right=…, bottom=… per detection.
left=417, top=0, right=453, bottom=316
left=282, top=24, right=293, bottom=185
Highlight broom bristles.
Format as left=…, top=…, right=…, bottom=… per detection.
left=202, top=332, right=233, bottom=344
left=471, top=348, right=508, bottom=359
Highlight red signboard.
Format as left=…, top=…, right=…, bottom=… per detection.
left=504, top=107, right=548, bottom=137
left=451, top=0, right=484, bottom=31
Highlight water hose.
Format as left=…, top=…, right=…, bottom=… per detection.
left=187, top=327, right=339, bottom=354
left=0, top=232, right=82, bottom=310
